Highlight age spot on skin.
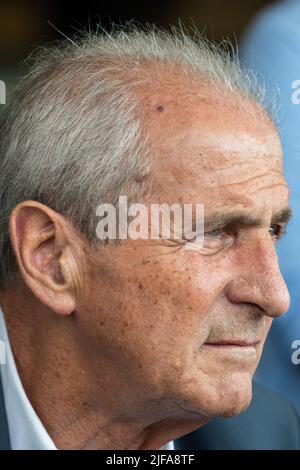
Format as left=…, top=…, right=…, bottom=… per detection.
left=156, top=105, right=164, bottom=112
left=134, top=173, right=148, bottom=183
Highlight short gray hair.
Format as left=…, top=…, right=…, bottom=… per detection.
left=0, top=24, right=275, bottom=289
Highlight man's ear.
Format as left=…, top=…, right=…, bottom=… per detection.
left=8, top=201, right=84, bottom=315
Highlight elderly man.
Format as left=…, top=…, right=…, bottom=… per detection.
left=0, top=26, right=294, bottom=450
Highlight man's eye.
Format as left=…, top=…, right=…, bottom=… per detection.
left=205, top=229, right=224, bottom=238
left=269, top=224, right=286, bottom=239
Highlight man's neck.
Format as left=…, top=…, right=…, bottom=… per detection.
left=0, top=289, right=207, bottom=449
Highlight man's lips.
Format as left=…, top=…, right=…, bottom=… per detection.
left=203, top=339, right=261, bottom=347
left=202, top=339, right=261, bottom=359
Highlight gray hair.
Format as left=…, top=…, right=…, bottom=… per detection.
left=0, top=24, right=275, bottom=289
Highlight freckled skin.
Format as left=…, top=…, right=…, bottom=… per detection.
left=0, top=79, right=291, bottom=449
left=70, top=86, right=290, bottom=445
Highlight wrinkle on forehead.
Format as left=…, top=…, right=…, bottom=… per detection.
left=192, top=165, right=285, bottom=189
left=140, top=80, right=284, bottom=201
left=149, top=112, right=280, bottom=174
left=153, top=135, right=284, bottom=192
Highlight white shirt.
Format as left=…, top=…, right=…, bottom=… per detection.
left=0, top=308, right=174, bottom=450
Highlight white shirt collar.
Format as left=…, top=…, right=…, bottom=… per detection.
left=0, top=308, right=56, bottom=449
left=0, top=308, right=174, bottom=450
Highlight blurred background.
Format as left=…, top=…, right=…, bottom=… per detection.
left=0, top=0, right=273, bottom=94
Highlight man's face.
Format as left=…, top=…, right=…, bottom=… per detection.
left=78, top=89, right=290, bottom=420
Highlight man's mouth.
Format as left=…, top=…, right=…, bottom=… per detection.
left=202, top=339, right=261, bottom=358
left=204, top=339, right=260, bottom=347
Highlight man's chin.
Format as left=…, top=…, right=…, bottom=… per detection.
left=205, top=372, right=254, bottom=418
left=176, top=370, right=254, bottom=420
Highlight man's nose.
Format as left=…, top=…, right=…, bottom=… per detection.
left=225, top=237, right=291, bottom=318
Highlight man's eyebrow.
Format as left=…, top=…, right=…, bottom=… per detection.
left=203, top=207, right=293, bottom=230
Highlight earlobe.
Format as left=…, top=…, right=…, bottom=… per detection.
left=8, top=201, right=78, bottom=316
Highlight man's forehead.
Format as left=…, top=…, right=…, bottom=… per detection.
left=187, top=130, right=282, bottom=161
left=146, top=85, right=285, bottom=204
left=150, top=106, right=282, bottom=179
left=209, top=190, right=261, bottom=208
left=170, top=112, right=279, bottom=152
left=153, top=137, right=284, bottom=199
left=146, top=82, right=276, bottom=144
